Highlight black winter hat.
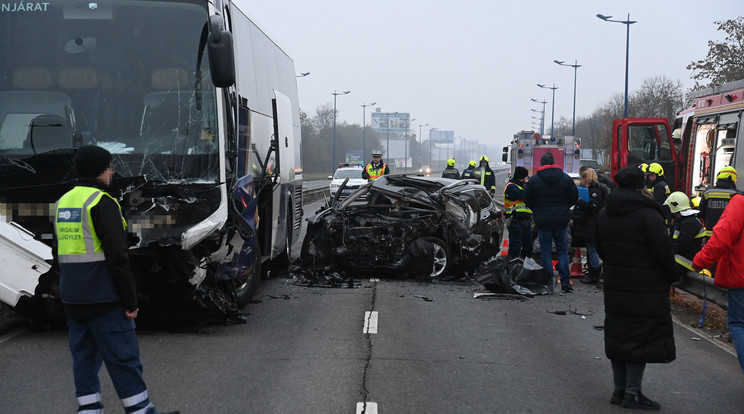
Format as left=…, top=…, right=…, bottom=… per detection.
left=540, top=152, right=554, bottom=166
left=613, top=166, right=645, bottom=190
left=74, top=145, right=112, bottom=179
left=513, top=166, right=529, bottom=180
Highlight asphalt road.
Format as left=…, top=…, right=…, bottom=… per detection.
left=2, top=176, right=743, bottom=413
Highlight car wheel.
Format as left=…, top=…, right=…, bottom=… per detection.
left=422, top=236, right=449, bottom=280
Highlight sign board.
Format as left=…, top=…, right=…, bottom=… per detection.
left=371, top=112, right=411, bottom=133
left=430, top=130, right=454, bottom=144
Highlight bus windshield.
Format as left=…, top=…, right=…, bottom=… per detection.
left=0, top=0, right=219, bottom=182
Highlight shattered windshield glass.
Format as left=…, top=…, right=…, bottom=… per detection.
left=0, top=0, right=219, bottom=183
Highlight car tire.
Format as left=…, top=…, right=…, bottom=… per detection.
left=421, top=236, right=449, bottom=280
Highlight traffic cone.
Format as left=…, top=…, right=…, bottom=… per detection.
left=499, top=237, right=510, bottom=256
left=570, top=248, right=584, bottom=278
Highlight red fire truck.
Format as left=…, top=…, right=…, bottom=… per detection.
left=611, top=79, right=744, bottom=196
left=502, top=130, right=582, bottom=178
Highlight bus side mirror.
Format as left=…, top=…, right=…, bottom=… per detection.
left=208, top=15, right=236, bottom=87
left=502, top=153, right=508, bottom=163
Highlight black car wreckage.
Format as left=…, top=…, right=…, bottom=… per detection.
left=299, top=175, right=505, bottom=280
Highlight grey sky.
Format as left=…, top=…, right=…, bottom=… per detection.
left=247, top=0, right=743, bottom=151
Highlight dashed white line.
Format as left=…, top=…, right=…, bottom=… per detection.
left=356, top=401, right=378, bottom=414
left=363, top=311, right=378, bottom=334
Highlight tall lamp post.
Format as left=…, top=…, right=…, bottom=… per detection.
left=332, top=90, right=351, bottom=171
left=361, top=102, right=376, bottom=160
left=554, top=59, right=581, bottom=136
left=530, top=99, right=547, bottom=137
left=418, top=123, right=429, bottom=170
left=597, top=13, right=636, bottom=118
left=537, top=84, right=558, bottom=139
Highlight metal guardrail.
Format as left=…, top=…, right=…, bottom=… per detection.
left=676, top=271, right=728, bottom=310
left=303, top=186, right=329, bottom=205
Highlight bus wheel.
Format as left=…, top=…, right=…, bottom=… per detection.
left=234, top=246, right=261, bottom=308
left=272, top=209, right=293, bottom=271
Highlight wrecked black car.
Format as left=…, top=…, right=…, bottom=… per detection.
left=300, top=175, right=504, bottom=280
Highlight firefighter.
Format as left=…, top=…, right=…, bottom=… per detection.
left=473, top=155, right=496, bottom=196
left=362, top=149, right=390, bottom=182
left=503, top=166, right=533, bottom=259
left=461, top=160, right=476, bottom=179
left=442, top=158, right=460, bottom=179
left=54, top=145, right=178, bottom=414
left=646, top=163, right=670, bottom=206
left=699, top=166, right=740, bottom=237
left=664, top=191, right=705, bottom=275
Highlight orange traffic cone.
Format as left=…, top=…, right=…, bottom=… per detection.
left=570, top=248, right=584, bottom=278
left=499, top=237, right=510, bottom=256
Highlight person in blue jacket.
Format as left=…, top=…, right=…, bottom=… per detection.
left=524, top=151, right=579, bottom=292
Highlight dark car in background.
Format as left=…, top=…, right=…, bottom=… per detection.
left=301, top=175, right=504, bottom=280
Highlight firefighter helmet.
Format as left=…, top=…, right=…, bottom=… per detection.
left=638, top=163, right=648, bottom=173
left=371, top=149, right=382, bottom=157
left=647, top=162, right=664, bottom=176
left=664, top=191, right=691, bottom=214
left=469, top=160, right=476, bottom=167
left=717, top=166, right=737, bottom=183
left=691, top=196, right=701, bottom=208
left=447, top=158, right=456, bottom=167
left=480, top=155, right=489, bottom=163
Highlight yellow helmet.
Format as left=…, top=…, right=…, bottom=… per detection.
left=717, top=166, right=737, bottom=183
left=468, top=160, right=476, bottom=167
left=638, top=163, right=648, bottom=173
left=480, top=155, right=489, bottom=163
left=648, top=162, right=664, bottom=176
left=664, top=191, right=690, bottom=214
left=691, top=196, right=701, bottom=208
left=447, top=158, right=456, bottom=167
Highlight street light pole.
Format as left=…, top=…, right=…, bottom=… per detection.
left=418, top=123, right=429, bottom=170
left=407, top=118, right=415, bottom=171
left=361, top=102, right=376, bottom=161
left=554, top=59, right=582, bottom=136
left=537, top=84, right=558, bottom=139
left=597, top=13, right=637, bottom=118
left=332, top=90, right=351, bottom=171
left=530, top=98, right=547, bottom=137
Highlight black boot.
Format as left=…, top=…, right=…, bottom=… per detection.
left=621, top=391, right=661, bottom=410
left=581, top=266, right=601, bottom=284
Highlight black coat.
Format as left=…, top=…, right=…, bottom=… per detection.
left=596, top=188, right=678, bottom=363
left=571, top=181, right=608, bottom=246
left=524, top=165, right=579, bottom=229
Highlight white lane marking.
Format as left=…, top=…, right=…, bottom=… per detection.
left=363, top=311, right=378, bottom=334
left=0, top=327, right=27, bottom=344
left=672, top=315, right=737, bottom=357
left=356, top=402, right=378, bottom=414
left=370, top=278, right=379, bottom=282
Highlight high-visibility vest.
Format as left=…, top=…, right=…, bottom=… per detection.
left=702, top=187, right=739, bottom=235
left=365, top=162, right=386, bottom=181
left=55, top=186, right=127, bottom=304
left=503, top=182, right=532, bottom=216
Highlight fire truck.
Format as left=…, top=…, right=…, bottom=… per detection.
left=610, top=79, right=744, bottom=196
left=502, top=130, right=582, bottom=177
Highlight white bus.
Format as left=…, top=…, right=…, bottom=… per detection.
left=0, top=0, right=302, bottom=318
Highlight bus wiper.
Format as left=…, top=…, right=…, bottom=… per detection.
left=0, top=155, right=36, bottom=173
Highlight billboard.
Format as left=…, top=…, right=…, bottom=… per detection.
left=430, top=129, right=454, bottom=144
left=371, top=112, right=411, bottom=133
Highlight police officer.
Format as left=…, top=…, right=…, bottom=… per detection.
left=503, top=166, right=533, bottom=259
left=699, top=166, right=740, bottom=237
left=442, top=158, right=459, bottom=179
left=461, top=160, right=476, bottom=179
left=54, top=145, right=178, bottom=414
left=473, top=155, right=496, bottom=196
left=362, top=149, right=390, bottom=182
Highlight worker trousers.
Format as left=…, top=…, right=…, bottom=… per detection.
left=67, top=307, right=158, bottom=414
left=727, top=289, right=744, bottom=374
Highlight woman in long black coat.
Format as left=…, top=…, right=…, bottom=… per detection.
left=596, top=167, right=678, bottom=410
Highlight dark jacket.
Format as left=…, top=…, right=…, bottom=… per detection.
left=671, top=213, right=704, bottom=264
left=53, top=177, right=137, bottom=322
left=698, top=178, right=738, bottom=233
left=571, top=181, right=608, bottom=246
left=461, top=166, right=475, bottom=180
left=648, top=176, right=670, bottom=206
left=503, top=178, right=532, bottom=220
left=596, top=188, right=678, bottom=363
left=441, top=166, right=460, bottom=179
left=523, top=165, right=579, bottom=229
left=473, top=163, right=496, bottom=194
